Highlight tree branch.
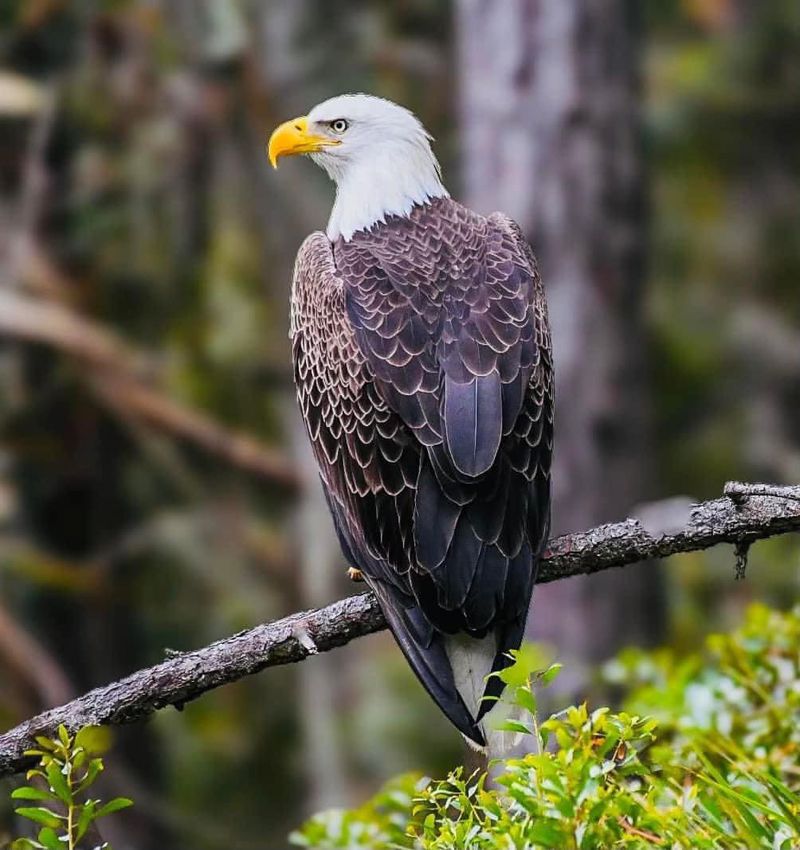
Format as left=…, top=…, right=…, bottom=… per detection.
left=0, top=480, right=798, bottom=777
left=0, top=288, right=300, bottom=490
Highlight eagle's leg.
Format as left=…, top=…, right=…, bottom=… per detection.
left=347, top=567, right=364, bottom=582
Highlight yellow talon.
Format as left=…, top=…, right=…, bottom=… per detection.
left=347, top=567, right=364, bottom=582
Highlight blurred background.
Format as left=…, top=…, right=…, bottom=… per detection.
left=0, top=0, right=798, bottom=847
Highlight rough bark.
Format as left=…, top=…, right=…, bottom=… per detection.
left=456, top=0, right=657, bottom=669
left=0, top=481, right=797, bottom=778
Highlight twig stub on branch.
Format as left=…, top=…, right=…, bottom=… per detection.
left=724, top=481, right=800, bottom=505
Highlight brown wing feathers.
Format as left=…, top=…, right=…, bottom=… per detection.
left=291, top=197, right=553, bottom=744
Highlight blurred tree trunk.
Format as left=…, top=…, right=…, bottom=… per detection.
left=163, top=0, right=352, bottom=823
left=254, top=0, right=350, bottom=813
left=456, top=0, right=663, bottom=690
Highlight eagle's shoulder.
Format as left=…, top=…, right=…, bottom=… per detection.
left=486, top=212, right=545, bottom=296
left=294, top=230, right=336, bottom=284
left=290, top=231, right=344, bottom=340
left=487, top=211, right=551, bottom=360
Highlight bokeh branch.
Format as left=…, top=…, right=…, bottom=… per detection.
left=0, top=288, right=300, bottom=490
left=0, top=480, right=798, bottom=777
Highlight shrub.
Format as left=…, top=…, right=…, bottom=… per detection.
left=8, top=725, right=132, bottom=850
left=291, top=604, right=800, bottom=849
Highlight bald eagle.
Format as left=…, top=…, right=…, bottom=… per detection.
left=269, top=94, right=553, bottom=749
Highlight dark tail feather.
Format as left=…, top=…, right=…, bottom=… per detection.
left=476, top=545, right=535, bottom=724
left=370, top=580, right=485, bottom=747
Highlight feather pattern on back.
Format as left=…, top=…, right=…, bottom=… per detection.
left=290, top=196, right=553, bottom=746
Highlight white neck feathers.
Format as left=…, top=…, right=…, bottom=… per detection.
left=319, top=140, right=448, bottom=242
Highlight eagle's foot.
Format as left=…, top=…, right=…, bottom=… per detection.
left=347, top=567, right=364, bottom=582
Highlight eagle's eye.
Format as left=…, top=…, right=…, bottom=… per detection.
left=330, top=119, right=349, bottom=134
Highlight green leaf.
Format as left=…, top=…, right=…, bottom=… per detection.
left=57, top=725, right=70, bottom=749
left=527, top=818, right=566, bottom=846
left=95, top=796, right=134, bottom=818
left=74, top=757, right=104, bottom=794
left=46, top=761, right=72, bottom=805
left=11, top=786, right=57, bottom=802
left=75, top=726, right=112, bottom=756
left=76, top=800, right=97, bottom=841
left=497, top=644, right=548, bottom=687
left=14, top=807, right=63, bottom=829
left=72, top=749, right=87, bottom=771
left=760, top=772, right=800, bottom=833
left=541, top=663, right=563, bottom=686
left=498, top=720, right=532, bottom=736
left=515, top=686, right=537, bottom=715
left=9, top=839, right=41, bottom=850
left=36, top=828, right=62, bottom=850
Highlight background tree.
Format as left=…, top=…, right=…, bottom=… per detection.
left=456, top=0, right=661, bottom=693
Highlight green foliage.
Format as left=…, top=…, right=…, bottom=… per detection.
left=291, top=774, right=423, bottom=849
left=8, top=725, right=132, bottom=850
left=293, top=605, right=800, bottom=849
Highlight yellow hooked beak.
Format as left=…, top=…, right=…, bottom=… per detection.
left=267, top=116, right=340, bottom=168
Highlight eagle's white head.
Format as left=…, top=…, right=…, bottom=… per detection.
left=268, top=94, right=448, bottom=242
